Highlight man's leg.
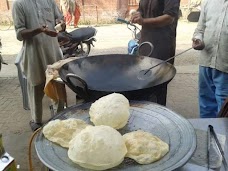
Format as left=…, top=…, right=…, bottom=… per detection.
left=199, top=66, right=217, bottom=118
left=154, top=84, right=168, bottom=106
left=27, top=82, right=45, bottom=124
left=212, top=69, right=228, bottom=116
left=74, top=16, right=80, bottom=27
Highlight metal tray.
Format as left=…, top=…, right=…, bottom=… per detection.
left=35, top=101, right=196, bottom=171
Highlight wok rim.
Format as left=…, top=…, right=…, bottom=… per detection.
left=58, top=54, right=177, bottom=92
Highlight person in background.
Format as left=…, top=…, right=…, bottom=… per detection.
left=68, top=0, right=76, bottom=26
left=192, top=0, right=228, bottom=118
left=60, top=0, right=71, bottom=26
left=12, top=0, right=65, bottom=131
left=60, top=0, right=69, bottom=19
left=130, top=0, right=180, bottom=106
left=73, top=1, right=81, bottom=28
left=60, top=0, right=78, bottom=27
left=68, top=0, right=81, bottom=28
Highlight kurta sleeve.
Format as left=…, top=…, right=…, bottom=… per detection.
left=163, top=0, right=180, bottom=17
left=193, top=0, right=207, bottom=41
left=137, top=1, right=144, bottom=17
left=52, top=0, right=64, bottom=20
left=12, top=1, right=26, bottom=41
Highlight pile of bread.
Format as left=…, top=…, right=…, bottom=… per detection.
left=43, top=93, right=169, bottom=170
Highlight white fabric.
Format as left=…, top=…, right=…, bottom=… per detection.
left=12, top=0, right=63, bottom=86
left=193, top=0, right=228, bottom=73
left=27, top=82, right=45, bottom=123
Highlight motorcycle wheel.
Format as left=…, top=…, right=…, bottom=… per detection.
left=74, top=42, right=91, bottom=57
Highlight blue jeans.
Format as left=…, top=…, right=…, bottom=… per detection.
left=199, top=66, right=228, bottom=118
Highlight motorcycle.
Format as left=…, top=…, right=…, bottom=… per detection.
left=57, top=26, right=97, bottom=58
left=0, top=37, right=8, bottom=71
left=117, top=18, right=153, bottom=56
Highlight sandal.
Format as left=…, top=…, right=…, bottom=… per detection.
left=29, top=121, right=43, bottom=132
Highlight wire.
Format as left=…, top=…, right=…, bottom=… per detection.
left=28, top=127, right=42, bottom=171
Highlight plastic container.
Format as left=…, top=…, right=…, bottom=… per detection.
left=14, top=48, right=30, bottom=110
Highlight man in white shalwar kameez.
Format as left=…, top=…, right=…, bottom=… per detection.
left=12, top=0, right=65, bottom=131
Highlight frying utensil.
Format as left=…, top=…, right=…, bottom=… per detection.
left=138, top=48, right=193, bottom=80
left=59, top=54, right=176, bottom=101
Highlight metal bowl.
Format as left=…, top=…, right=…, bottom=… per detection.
left=35, top=101, right=196, bottom=171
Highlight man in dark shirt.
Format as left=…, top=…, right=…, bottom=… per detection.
left=131, top=0, right=180, bottom=106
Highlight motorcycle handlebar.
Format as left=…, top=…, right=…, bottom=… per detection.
left=116, top=17, right=137, bottom=27
left=117, top=17, right=130, bottom=24
left=117, top=17, right=140, bottom=39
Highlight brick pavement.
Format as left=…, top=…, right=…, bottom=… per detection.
left=0, top=21, right=200, bottom=170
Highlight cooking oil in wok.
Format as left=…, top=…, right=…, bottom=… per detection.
left=138, top=69, right=152, bottom=80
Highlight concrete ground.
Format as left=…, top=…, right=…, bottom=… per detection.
left=0, top=21, right=200, bottom=170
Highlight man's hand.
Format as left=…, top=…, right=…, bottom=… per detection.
left=44, top=30, right=58, bottom=37
left=41, top=25, right=58, bottom=37
left=56, top=19, right=66, bottom=31
left=20, top=26, right=58, bottom=39
left=130, top=12, right=144, bottom=25
left=192, top=38, right=205, bottom=50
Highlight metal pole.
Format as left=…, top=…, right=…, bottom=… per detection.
left=82, top=0, right=85, bottom=22
left=96, top=6, right=98, bottom=25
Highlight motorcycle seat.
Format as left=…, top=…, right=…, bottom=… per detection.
left=69, top=27, right=96, bottom=42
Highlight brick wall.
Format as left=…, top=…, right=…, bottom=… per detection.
left=0, top=0, right=196, bottom=13
left=77, top=0, right=129, bottom=23
left=0, top=0, right=9, bottom=11
left=0, top=0, right=130, bottom=23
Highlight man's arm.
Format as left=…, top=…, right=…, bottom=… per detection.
left=132, top=13, right=174, bottom=27
left=52, top=0, right=66, bottom=30
left=131, top=0, right=180, bottom=27
left=52, top=0, right=64, bottom=22
left=192, top=0, right=207, bottom=50
left=192, top=0, right=207, bottom=41
left=12, top=1, right=49, bottom=40
left=20, top=28, right=45, bottom=40
left=12, top=1, right=27, bottom=41
left=20, top=27, right=59, bottom=39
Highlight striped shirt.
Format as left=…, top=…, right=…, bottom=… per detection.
left=193, top=0, right=228, bottom=73
left=12, top=0, right=64, bottom=85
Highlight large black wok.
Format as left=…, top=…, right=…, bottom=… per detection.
left=59, top=54, right=176, bottom=102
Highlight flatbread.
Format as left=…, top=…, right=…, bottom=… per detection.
left=42, top=118, right=90, bottom=148
left=89, top=93, right=130, bottom=129
left=123, top=130, right=169, bottom=164
left=68, top=125, right=127, bottom=170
